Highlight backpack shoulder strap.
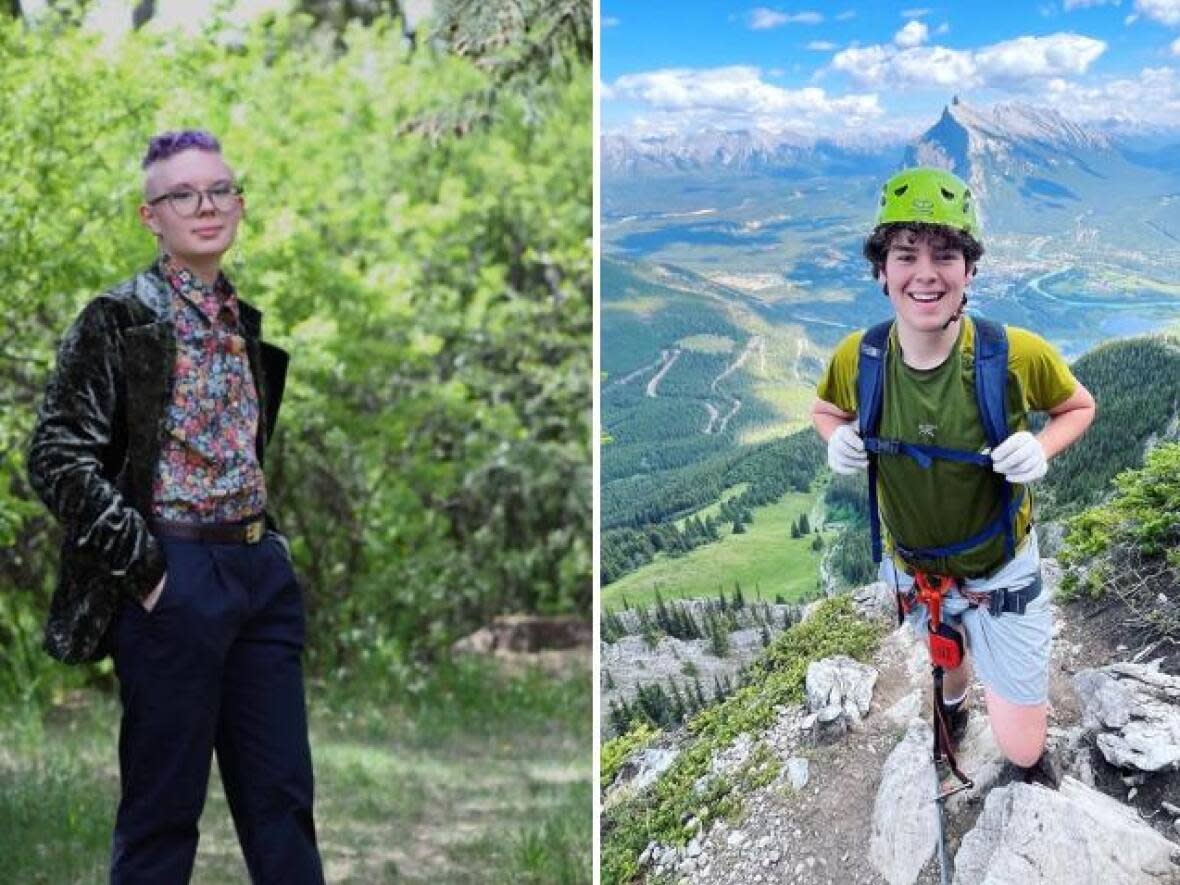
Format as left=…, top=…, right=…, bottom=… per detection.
left=856, top=320, right=893, bottom=440
left=857, top=321, right=893, bottom=563
left=972, top=316, right=1010, bottom=449
left=971, top=316, right=1020, bottom=559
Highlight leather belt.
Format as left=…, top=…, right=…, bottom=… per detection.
left=151, top=516, right=266, bottom=545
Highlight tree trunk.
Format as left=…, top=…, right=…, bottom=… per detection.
left=132, top=0, right=155, bottom=30
left=8, top=0, right=20, bottom=19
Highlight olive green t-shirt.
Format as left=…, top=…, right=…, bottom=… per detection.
left=817, top=318, right=1078, bottom=578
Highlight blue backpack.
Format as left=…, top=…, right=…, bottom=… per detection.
left=855, top=317, right=1024, bottom=566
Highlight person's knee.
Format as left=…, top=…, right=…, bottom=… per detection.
left=1002, top=737, right=1045, bottom=768
left=985, top=688, right=1047, bottom=766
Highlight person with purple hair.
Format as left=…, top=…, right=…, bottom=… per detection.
left=27, top=130, right=325, bottom=883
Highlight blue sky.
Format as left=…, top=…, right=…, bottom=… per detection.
left=602, top=1, right=1180, bottom=138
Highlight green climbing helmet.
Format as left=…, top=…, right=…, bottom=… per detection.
left=874, top=166, right=979, bottom=238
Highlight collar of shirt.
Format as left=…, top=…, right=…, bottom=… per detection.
left=160, top=252, right=240, bottom=327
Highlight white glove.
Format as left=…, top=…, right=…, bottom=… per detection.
left=990, top=431, right=1047, bottom=484
left=828, top=423, right=868, bottom=475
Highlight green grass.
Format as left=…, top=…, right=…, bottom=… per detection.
left=677, top=334, right=736, bottom=354
left=672, top=481, right=750, bottom=531
left=602, top=295, right=670, bottom=316
left=603, top=490, right=829, bottom=608
left=1093, top=268, right=1180, bottom=296
left=0, top=659, right=591, bottom=885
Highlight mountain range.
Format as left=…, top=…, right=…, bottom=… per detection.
left=603, top=98, right=1178, bottom=180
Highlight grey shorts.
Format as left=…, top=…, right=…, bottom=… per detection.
left=879, top=531, right=1052, bottom=706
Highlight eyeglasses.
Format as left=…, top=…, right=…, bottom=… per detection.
left=147, top=183, right=243, bottom=217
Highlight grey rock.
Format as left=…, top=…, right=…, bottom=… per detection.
left=947, top=711, right=1007, bottom=813
left=853, top=580, right=897, bottom=620
left=1074, top=663, right=1180, bottom=772
left=638, top=841, right=657, bottom=867
left=1073, top=669, right=1133, bottom=729
left=870, top=718, right=939, bottom=885
left=817, top=704, right=845, bottom=723
left=953, top=777, right=1179, bottom=884
left=805, top=655, right=878, bottom=724
left=786, top=756, right=811, bottom=791
left=709, top=732, right=755, bottom=778
left=629, top=748, right=680, bottom=792
left=884, top=689, right=922, bottom=725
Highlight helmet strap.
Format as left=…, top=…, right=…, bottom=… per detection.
left=942, top=293, right=967, bottom=330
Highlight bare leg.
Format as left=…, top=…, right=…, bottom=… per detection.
left=983, top=687, right=1048, bottom=767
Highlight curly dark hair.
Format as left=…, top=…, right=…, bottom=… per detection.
left=863, top=222, right=984, bottom=277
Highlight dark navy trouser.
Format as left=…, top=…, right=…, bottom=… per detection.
left=110, top=533, right=325, bottom=885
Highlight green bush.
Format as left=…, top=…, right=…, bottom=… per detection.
left=1060, top=443, right=1180, bottom=602
left=0, top=10, right=589, bottom=702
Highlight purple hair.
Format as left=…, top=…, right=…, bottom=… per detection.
left=141, top=130, right=221, bottom=169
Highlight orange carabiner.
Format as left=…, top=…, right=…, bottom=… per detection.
left=914, top=572, right=956, bottom=630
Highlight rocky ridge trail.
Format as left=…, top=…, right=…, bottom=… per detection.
left=607, top=564, right=1180, bottom=884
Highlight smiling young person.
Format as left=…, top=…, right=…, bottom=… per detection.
left=810, top=167, right=1096, bottom=784
left=27, top=131, right=324, bottom=883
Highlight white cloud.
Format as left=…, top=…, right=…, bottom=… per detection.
left=1135, top=0, right=1180, bottom=24
left=976, top=34, right=1106, bottom=81
left=935, top=22, right=950, bottom=34
left=1036, top=65, right=1180, bottom=126
left=831, top=32, right=1106, bottom=89
left=807, top=40, right=838, bottom=50
left=603, top=16, right=621, bottom=28
left=1063, top=0, right=1120, bottom=9
left=1172, top=36, right=1180, bottom=53
left=836, top=9, right=857, bottom=20
left=605, top=65, right=883, bottom=135
left=894, top=20, right=929, bottom=48
left=747, top=7, right=823, bottom=29
left=892, top=45, right=978, bottom=86
left=901, top=7, right=931, bottom=16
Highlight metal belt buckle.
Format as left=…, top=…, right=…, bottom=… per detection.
left=245, top=520, right=264, bottom=544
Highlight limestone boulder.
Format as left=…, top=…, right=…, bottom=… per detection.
left=953, top=777, right=1180, bottom=884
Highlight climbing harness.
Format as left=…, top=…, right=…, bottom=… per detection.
left=857, top=316, right=1023, bottom=568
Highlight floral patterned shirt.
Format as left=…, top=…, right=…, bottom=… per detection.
left=150, top=255, right=267, bottom=522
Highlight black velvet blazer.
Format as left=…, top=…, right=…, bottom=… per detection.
left=27, top=262, right=288, bottom=664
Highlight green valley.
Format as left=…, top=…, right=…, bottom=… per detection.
left=601, top=489, right=830, bottom=609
